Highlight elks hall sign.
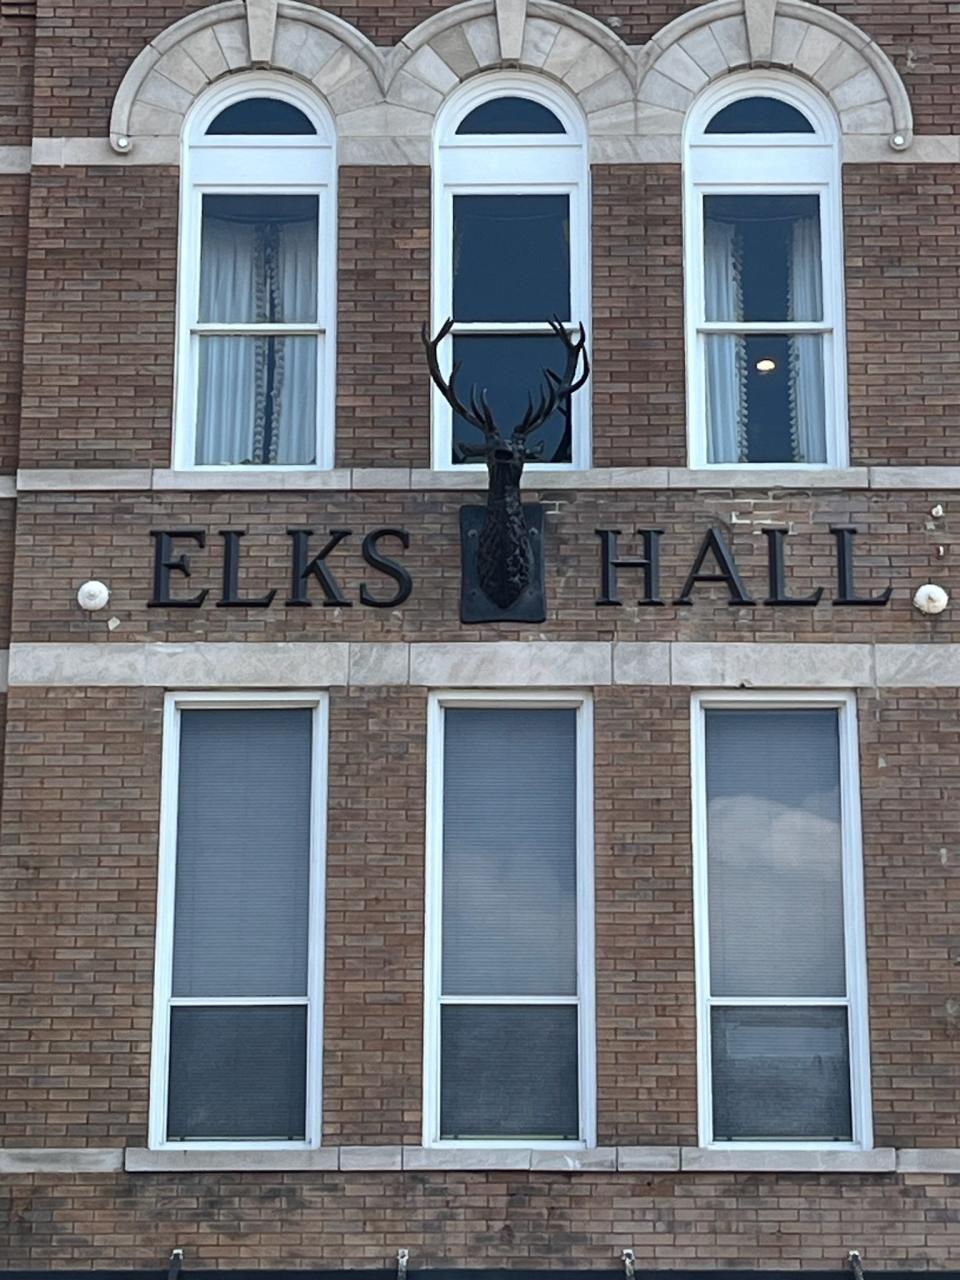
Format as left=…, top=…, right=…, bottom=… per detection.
left=147, top=523, right=893, bottom=613
left=149, top=324, right=892, bottom=617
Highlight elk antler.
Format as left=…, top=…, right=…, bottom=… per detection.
left=514, top=317, right=590, bottom=442
left=421, top=318, right=499, bottom=441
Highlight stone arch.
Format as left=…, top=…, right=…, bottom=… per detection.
left=636, top=0, right=913, bottom=148
left=387, top=0, right=636, bottom=138
left=109, top=0, right=383, bottom=153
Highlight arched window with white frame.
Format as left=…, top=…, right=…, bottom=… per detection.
left=175, top=76, right=336, bottom=470
left=432, top=76, right=591, bottom=470
left=684, top=74, right=848, bottom=469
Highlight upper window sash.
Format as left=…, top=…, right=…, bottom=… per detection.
left=691, top=691, right=872, bottom=1151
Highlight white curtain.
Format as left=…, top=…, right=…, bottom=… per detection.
left=787, top=215, right=827, bottom=463
left=196, top=211, right=317, bottom=465
left=274, top=220, right=318, bottom=464
left=704, top=219, right=747, bottom=463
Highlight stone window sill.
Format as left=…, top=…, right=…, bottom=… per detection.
left=15, top=465, right=960, bottom=494
left=13, top=1145, right=959, bottom=1175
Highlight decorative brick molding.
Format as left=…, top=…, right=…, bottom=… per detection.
left=106, top=0, right=913, bottom=160
left=636, top=0, right=913, bottom=145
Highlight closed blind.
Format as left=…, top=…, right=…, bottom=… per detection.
left=442, top=707, right=577, bottom=996
left=705, top=708, right=845, bottom=998
left=172, top=708, right=312, bottom=998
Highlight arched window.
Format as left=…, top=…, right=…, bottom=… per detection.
left=432, top=78, right=591, bottom=469
left=684, top=75, right=848, bottom=469
left=175, top=77, right=336, bottom=470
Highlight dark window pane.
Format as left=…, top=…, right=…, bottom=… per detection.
left=173, top=709, right=312, bottom=998
left=704, top=194, right=821, bottom=323
left=451, top=333, right=573, bottom=465
left=705, top=709, right=844, bottom=998
left=207, top=98, right=317, bottom=135
left=442, top=708, right=577, bottom=996
left=705, top=333, right=826, bottom=464
left=200, top=194, right=318, bottom=324
left=167, top=1006, right=307, bottom=1141
left=706, top=97, right=815, bottom=134
left=453, top=194, right=570, bottom=323
left=711, top=1007, right=852, bottom=1141
left=457, top=97, right=565, bottom=134
left=440, top=1005, right=579, bottom=1139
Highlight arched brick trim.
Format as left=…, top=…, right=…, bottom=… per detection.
left=109, top=0, right=383, bottom=153
left=636, top=0, right=913, bottom=148
left=388, top=0, right=635, bottom=138
left=109, top=0, right=912, bottom=156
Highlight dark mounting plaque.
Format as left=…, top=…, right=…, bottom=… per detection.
left=459, top=503, right=546, bottom=624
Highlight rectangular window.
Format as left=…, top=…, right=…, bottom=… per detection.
left=692, top=694, right=871, bottom=1148
left=702, top=194, right=827, bottom=464
left=194, top=194, right=321, bottom=466
left=424, top=694, right=595, bottom=1146
left=150, top=694, right=326, bottom=1149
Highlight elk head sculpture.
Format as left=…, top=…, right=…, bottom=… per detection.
left=422, top=317, right=590, bottom=618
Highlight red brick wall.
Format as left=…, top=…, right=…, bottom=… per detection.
left=3, top=1167, right=960, bottom=1271
left=18, top=163, right=960, bottom=472
left=19, top=166, right=179, bottom=469
left=7, top=489, right=953, bottom=645
left=25, top=2, right=953, bottom=136
left=2, top=685, right=958, bottom=1153
left=0, top=174, right=29, bottom=475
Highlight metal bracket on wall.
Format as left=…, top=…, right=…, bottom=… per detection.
left=168, top=1250, right=184, bottom=1280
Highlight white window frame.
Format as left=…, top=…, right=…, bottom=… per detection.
left=148, top=690, right=328, bottom=1151
left=173, top=73, right=337, bottom=472
left=683, top=71, right=849, bottom=470
left=431, top=74, right=592, bottom=472
left=423, top=689, right=596, bottom=1148
left=690, top=688, right=872, bottom=1151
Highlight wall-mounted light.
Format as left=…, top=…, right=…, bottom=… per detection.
left=913, top=583, right=949, bottom=615
left=77, top=580, right=111, bottom=611
left=756, top=357, right=777, bottom=374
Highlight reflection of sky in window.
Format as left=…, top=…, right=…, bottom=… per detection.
left=456, top=97, right=566, bottom=135
left=453, top=195, right=570, bottom=323
left=705, top=96, right=814, bottom=134
left=705, top=709, right=845, bottom=998
left=442, top=708, right=577, bottom=997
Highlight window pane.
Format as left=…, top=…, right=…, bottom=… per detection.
left=440, top=1005, right=579, bottom=1139
left=199, top=195, right=318, bottom=324
left=196, top=334, right=317, bottom=465
left=442, top=708, right=577, bottom=997
left=451, top=333, right=573, bottom=465
left=453, top=194, right=570, bottom=323
left=173, top=709, right=312, bottom=998
left=705, top=332, right=826, bottom=464
left=167, top=1006, right=307, bottom=1141
left=207, top=98, right=317, bottom=135
left=706, top=97, right=815, bottom=134
left=704, top=195, right=822, bottom=323
left=711, top=1007, right=852, bottom=1141
left=456, top=97, right=565, bottom=134
left=705, top=709, right=845, bottom=998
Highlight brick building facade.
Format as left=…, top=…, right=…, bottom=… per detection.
left=3, top=0, right=960, bottom=1276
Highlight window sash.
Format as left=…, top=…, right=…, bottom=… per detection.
left=423, top=692, right=596, bottom=1149
left=691, top=692, right=872, bottom=1150
left=149, top=693, right=327, bottom=1151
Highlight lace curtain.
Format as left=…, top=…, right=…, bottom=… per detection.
left=196, top=209, right=317, bottom=465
